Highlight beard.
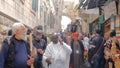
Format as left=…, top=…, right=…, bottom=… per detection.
left=20, top=33, right=27, bottom=41
left=53, top=40, right=58, bottom=44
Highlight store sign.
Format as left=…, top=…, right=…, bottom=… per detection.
left=104, top=1, right=117, bottom=20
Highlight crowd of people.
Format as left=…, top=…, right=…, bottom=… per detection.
left=0, top=22, right=120, bottom=68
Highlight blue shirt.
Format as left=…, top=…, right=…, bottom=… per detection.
left=0, top=37, right=28, bottom=68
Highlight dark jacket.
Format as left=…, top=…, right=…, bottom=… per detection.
left=70, top=39, right=85, bottom=64
left=88, top=35, right=105, bottom=59
left=32, top=38, right=46, bottom=61
left=0, top=36, right=30, bottom=68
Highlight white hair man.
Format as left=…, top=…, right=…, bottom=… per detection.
left=42, top=33, right=72, bottom=68
left=0, top=22, right=34, bottom=68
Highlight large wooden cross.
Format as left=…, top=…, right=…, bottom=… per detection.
left=27, top=33, right=36, bottom=68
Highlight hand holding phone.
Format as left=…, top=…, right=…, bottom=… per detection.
left=58, top=36, right=63, bottom=45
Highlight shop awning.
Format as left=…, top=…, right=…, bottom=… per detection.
left=78, top=0, right=89, bottom=9
left=80, top=0, right=118, bottom=9
left=88, top=0, right=106, bottom=9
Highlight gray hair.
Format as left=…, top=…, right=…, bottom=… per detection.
left=12, top=22, right=24, bottom=34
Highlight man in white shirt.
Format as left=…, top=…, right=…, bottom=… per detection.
left=42, top=33, right=72, bottom=68
left=83, top=35, right=90, bottom=51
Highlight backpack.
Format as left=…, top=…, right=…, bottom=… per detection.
left=3, top=36, right=30, bottom=68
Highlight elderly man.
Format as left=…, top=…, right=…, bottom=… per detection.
left=0, top=23, right=34, bottom=68
left=42, top=33, right=72, bottom=68
left=70, top=32, right=85, bottom=68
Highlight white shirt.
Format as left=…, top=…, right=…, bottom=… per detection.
left=83, top=37, right=90, bottom=51
left=42, top=42, right=72, bottom=68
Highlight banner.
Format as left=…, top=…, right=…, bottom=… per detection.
left=115, top=15, right=120, bottom=39
left=116, top=28, right=120, bottom=39
left=116, top=15, right=120, bottom=28
left=110, top=16, right=115, bottom=30
left=104, top=1, right=117, bottom=20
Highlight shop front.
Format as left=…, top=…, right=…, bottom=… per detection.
left=103, top=0, right=120, bottom=40
left=103, top=15, right=120, bottom=39
left=89, top=14, right=105, bottom=35
left=89, top=18, right=99, bottom=33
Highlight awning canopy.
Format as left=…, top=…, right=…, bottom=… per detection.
left=78, top=0, right=89, bottom=9
left=78, top=0, right=119, bottom=9
left=87, top=0, right=106, bottom=9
